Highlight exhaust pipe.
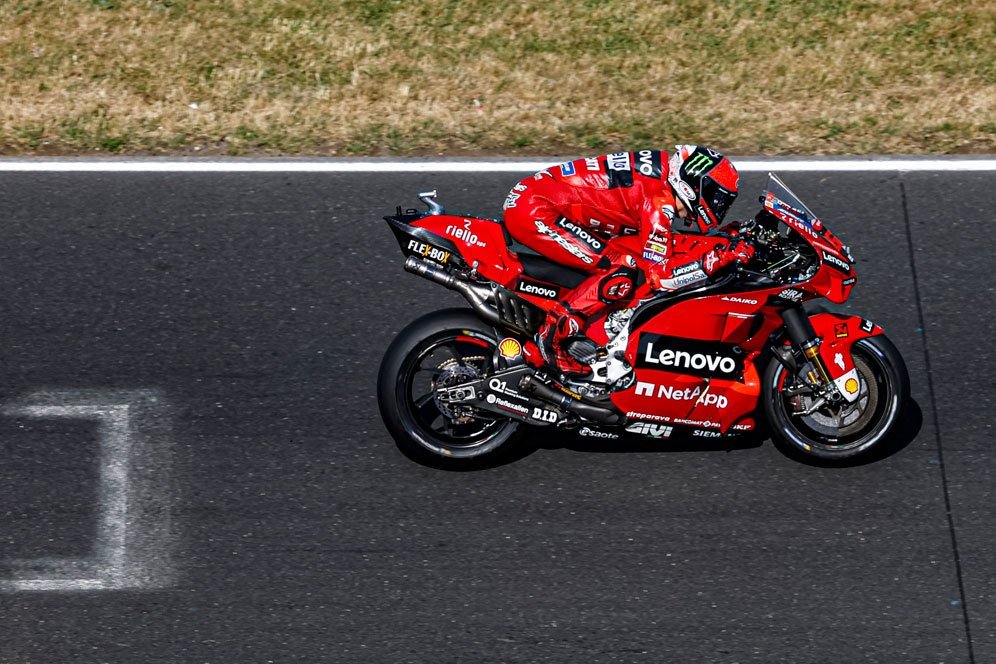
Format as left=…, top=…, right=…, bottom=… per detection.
left=518, top=374, right=623, bottom=425
left=404, top=256, right=500, bottom=326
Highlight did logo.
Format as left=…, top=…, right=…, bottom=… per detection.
left=636, top=334, right=744, bottom=379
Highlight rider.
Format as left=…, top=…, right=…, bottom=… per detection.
left=502, top=145, right=753, bottom=376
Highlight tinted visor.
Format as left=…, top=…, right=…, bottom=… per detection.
left=701, top=175, right=737, bottom=223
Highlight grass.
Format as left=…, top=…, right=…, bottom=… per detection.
left=0, top=0, right=993, bottom=155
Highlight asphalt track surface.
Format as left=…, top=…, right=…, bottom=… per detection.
left=0, top=167, right=992, bottom=663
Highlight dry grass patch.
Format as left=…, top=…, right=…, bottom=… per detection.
left=0, top=0, right=993, bottom=154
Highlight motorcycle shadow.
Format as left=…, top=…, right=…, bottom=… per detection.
left=525, top=397, right=923, bottom=468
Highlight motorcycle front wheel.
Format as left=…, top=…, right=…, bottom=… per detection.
left=763, top=335, right=910, bottom=463
left=377, top=308, right=522, bottom=469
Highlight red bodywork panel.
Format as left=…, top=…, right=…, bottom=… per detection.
left=391, top=203, right=879, bottom=436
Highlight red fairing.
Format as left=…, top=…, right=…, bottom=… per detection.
left=808, top=312, right=884, bottom=380
left=762, top=191, right=856, bottom=303
left=408, top=214, right=523, bottom=287
left=609, top=290, right=785, bottom=433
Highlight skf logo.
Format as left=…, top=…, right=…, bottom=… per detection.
left=498, top=338, right=522, bottom=360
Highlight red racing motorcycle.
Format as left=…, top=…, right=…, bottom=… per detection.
left=377, top=173, right=909, bottom=467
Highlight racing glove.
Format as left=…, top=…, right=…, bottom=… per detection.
left=702, top=236, right=755, bottom=275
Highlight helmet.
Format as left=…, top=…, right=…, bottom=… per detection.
left=667, top=145, right=739, bottom=233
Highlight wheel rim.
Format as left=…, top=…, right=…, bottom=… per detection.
left=397, top=331, right=513, bottom=458
left=774, top=339, right=899, bottom=454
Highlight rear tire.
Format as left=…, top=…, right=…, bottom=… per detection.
left=377, top=308, right=522, bottom=469
left=763, top=334, right=910, bottom=463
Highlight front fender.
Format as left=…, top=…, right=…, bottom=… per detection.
left=808, top=312, right=884, bottom=401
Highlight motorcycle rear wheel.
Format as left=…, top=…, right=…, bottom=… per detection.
left=763, top=335, right=910, bottom=462
left=377, top=308, right=522, bottom=469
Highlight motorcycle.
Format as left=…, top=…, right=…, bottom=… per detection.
left=377, top=172, right=909, bottom=467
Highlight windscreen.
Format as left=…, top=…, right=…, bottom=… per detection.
left=763, top=173, right=822, bottom=229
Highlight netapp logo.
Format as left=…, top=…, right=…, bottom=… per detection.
left=636, top=334, right=743, bottom=378
left=517, top=280, right=558, bottom=299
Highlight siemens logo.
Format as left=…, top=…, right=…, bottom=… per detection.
left=636, top=334, right=744, bottom=378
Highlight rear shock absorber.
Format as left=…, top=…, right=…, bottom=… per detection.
left=780, top=306, right=833, bottom=388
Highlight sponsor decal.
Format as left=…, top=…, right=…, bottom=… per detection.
left=672, top=417, right=720, bottom=428
left=692, top=429, right=723, bottom=438
left=606, top=152, right=634, bottom=189
left=625, top=422, right=673, bottom=438
left=684, top=152, right=715, bottom=177
left=625, top=411, right=671, bottom=422
left=517, top=279, right=559, bottom=299
left=534, top=220, right=595, bottom=264
left=704, top=250, right=719, bottom=273
left=530, top=407, right=558, bottom=423
left=842, top=277, right=856, bottom=286
left=487, top=377, right=527, bottom=400
left=663, top=271, right=705, bottom=289
left=777, top=288, right=804, bottom=302
left=485, top=393, right=529, bottom=415
left=834, top=352, right=845, bottom=371
left=607, top=152, right=631, bottom=171
left=834, top=323, right=849, bottom=338
left=557, top=218, right=604, bottom=252
left=406, top=238, right=450, bottom=264
left=559, top=161, right=576, bottom=177
left=533, top=169, right=553, bottom=180
left=634, top=381, right=729, bottom=408
left=731, top=422, right=753, bottom=431
left=503, top=192, right=520, bottom=209
left=673, top=179, right=695, bottom=202
left=635, top=150, right=662, bottom=178
left=637, top=334, right=744, bottom=378
left=844, top=378, right=859, bottom=394
left=722, top=296, right=758, bottom=305
left=599, top=273, right=633, bottom=302
left=498, top=338, right=522, bottom=360
left=860, top=319, right=874, bottom=333
left=445, top=220, right=486, bottom=247
left=821, top=250, right=851, bottom=274
left=672, top=261, right=702, bottom=277
left=579, top=427, right=620, bottom=440
left=584, top=157, right=600, bottom=171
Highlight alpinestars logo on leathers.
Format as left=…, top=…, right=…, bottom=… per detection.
left=636, top=333, right=744, bottom=379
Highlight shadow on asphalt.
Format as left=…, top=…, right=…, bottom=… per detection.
left=506, top=397, right=924, bottom=469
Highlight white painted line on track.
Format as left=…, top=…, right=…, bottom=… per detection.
left=1, top=390, right=174, bottom=592
left=0, top=159, right=993, bottom=173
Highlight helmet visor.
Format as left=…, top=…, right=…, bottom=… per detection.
left=701, top=175, right=737, bottom=223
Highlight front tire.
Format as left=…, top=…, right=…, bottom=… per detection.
left=377, top=308, right=522, bottom=469
left=763, top=334, right=910, bottom=463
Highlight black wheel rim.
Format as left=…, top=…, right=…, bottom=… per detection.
left=396, top=330, right=513, bottom=458
left=774, top=339, right=899, bottom=454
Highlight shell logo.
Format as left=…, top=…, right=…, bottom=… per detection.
left=498, top=338, right=522, bottom=359
left=844, top=378, right=859, bottom=394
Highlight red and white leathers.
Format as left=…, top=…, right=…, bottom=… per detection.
left=502, top=150, right=748, bottom=374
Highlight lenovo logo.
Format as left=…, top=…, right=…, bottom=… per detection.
left=517, top=280, right=558, bottom=299
left=636, top=334, right=744, bottom=378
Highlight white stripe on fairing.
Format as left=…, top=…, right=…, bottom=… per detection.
left=0, top=159, right=993, bottom=172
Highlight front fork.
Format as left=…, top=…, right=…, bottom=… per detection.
left=779, top=307, right=843, bottom=407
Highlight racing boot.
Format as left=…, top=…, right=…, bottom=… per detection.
left=535, top=307, right=593, bottom=378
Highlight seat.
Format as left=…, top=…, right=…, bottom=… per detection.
left=501, top=223, right=589, bottom=289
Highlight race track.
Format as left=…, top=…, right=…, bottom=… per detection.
left=0, top=165, right=992, bottom=663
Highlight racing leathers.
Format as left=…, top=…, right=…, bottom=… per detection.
left=502, top=150, right=750, bottom=375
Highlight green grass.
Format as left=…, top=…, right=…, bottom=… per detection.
left=0, top=0, right=993, bottom=155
